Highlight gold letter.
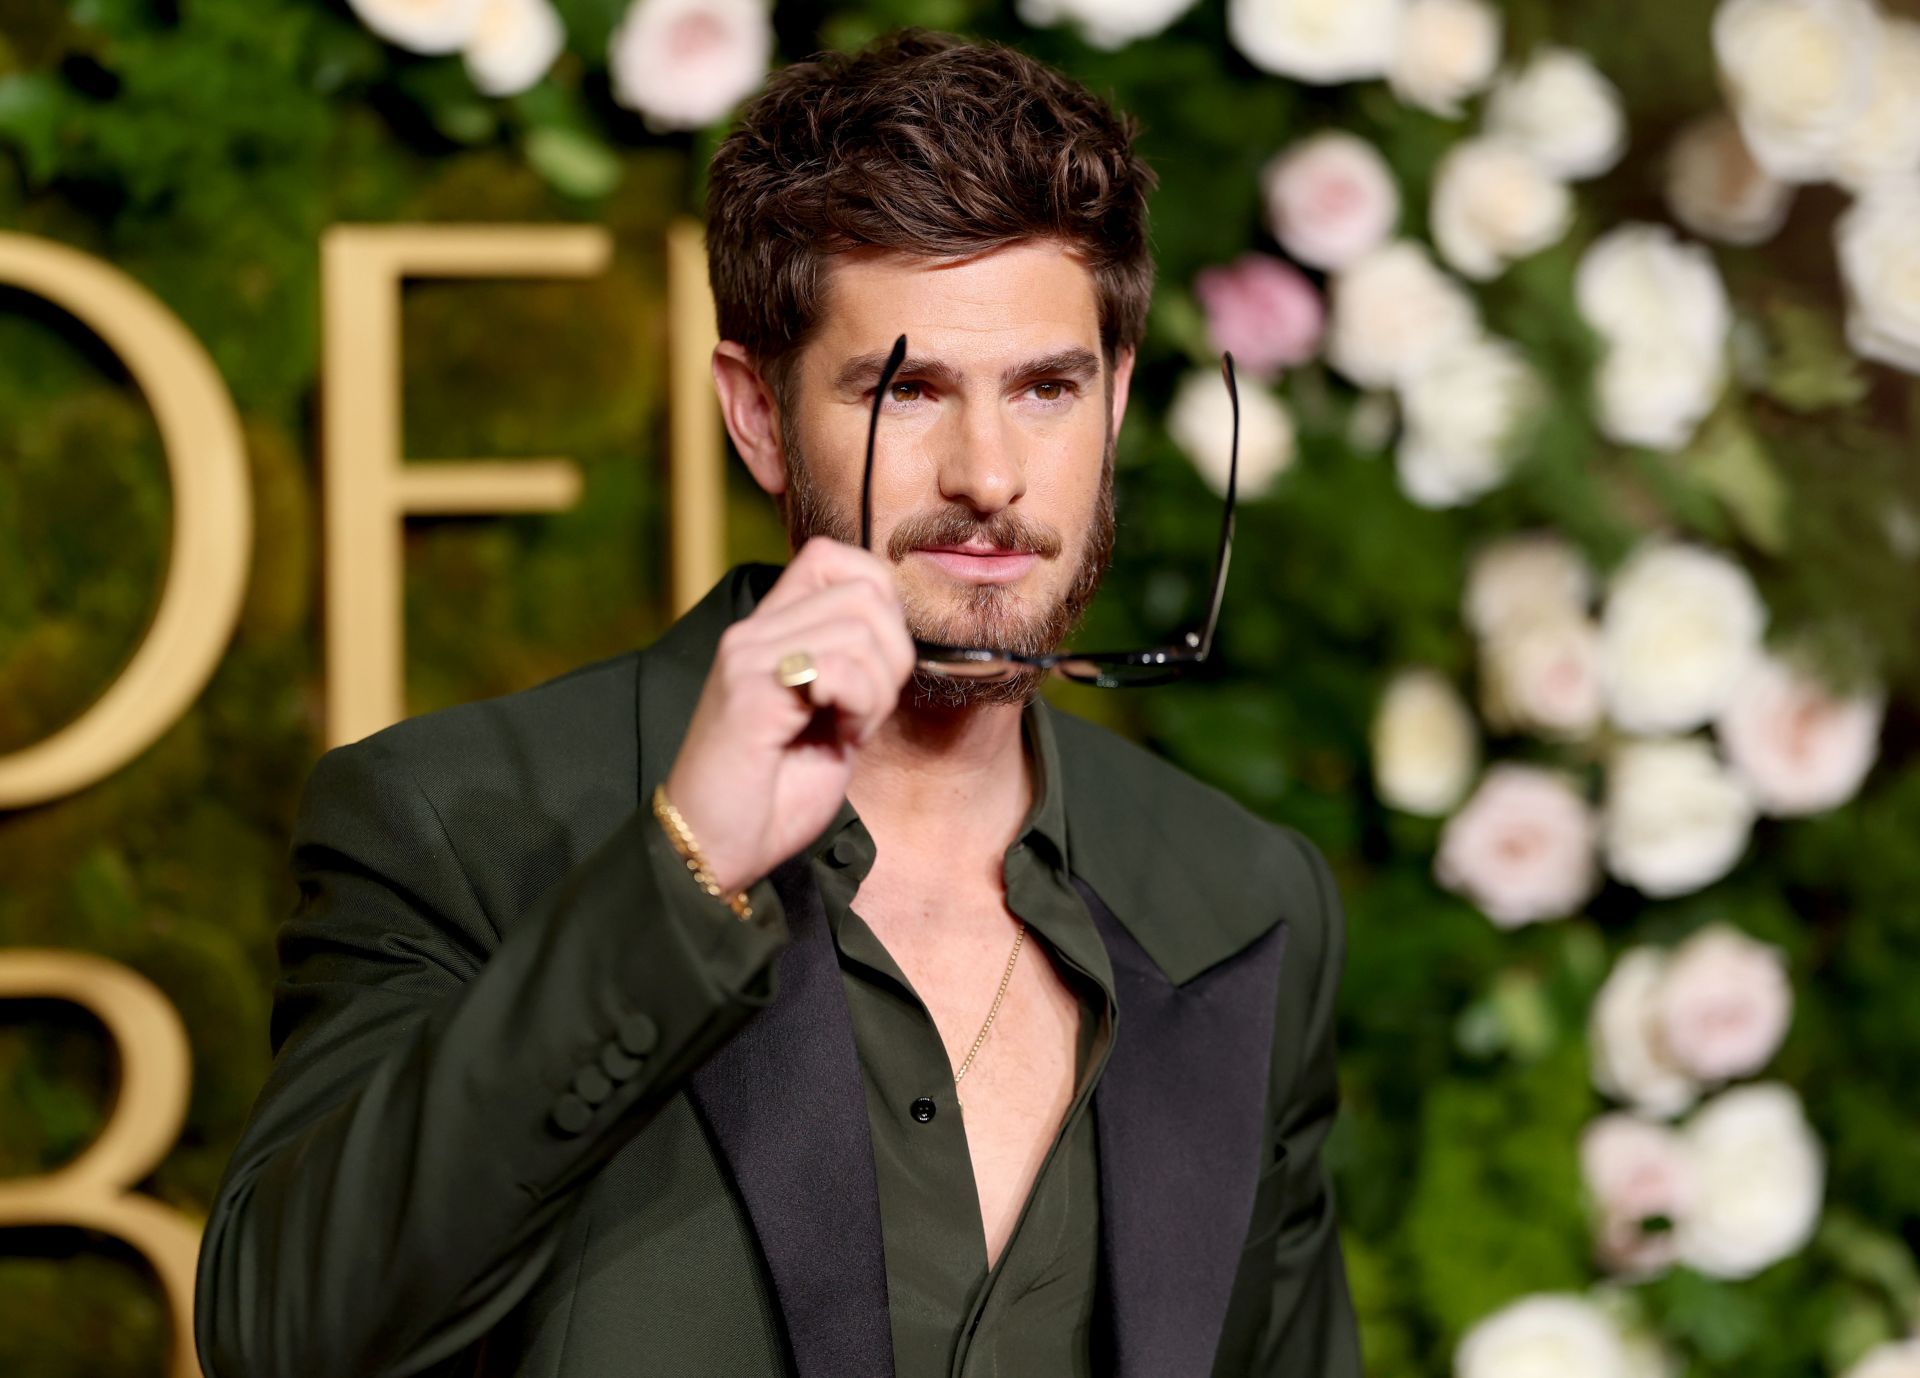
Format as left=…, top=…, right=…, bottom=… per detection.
left=0, top=950, right=201, bottom=1377
left=667, top=217, right=727, bottom=617
left=0, top=233, right=252, bottom=808
left=320, top=224, right=611, bottom=746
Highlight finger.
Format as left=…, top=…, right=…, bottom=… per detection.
left=737, top=579, right=912, bottom=683
left=752, top=615, right=900, bottom=739
left=755, top=535, right=900, bottom=617
left=796, top=648, right=888, bottom=742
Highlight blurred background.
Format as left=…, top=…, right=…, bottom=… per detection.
left=4, top=0, right=1920, bottom=1374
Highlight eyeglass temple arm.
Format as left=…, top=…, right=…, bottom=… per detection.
left=1192, top=351, right=1238, bottom=658
left=860, top=334, right=910, bottom=551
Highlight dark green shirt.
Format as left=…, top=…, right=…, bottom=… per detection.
left=803, top=697, right=1117, bottom=1377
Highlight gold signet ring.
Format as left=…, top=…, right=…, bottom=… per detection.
left=775, top=650, right=819, bottom=690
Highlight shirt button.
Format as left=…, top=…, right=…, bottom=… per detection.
left=830, top=837, right=857, bottom=866
left=910, top=1096, right=937, bottom=1123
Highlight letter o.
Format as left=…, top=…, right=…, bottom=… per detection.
left=0, top=232, right=250, bottom=807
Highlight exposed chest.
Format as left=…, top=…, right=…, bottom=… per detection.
left=851, top=864, right=1085, bottom=1271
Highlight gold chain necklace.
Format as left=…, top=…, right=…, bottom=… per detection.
left=953, top=921, right=1026, bottom=1113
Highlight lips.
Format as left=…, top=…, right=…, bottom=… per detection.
left=913, top=543, right=1038, bottom=585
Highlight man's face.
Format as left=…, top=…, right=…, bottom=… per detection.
left=777, top=238, right=1125, bottom=706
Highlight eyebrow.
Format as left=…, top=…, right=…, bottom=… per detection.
left=832, top=345, right=1102, bottom=395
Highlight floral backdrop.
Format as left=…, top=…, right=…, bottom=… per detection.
left=4, top=0, right=1920, bottom=1374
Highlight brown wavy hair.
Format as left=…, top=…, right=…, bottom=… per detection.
left=704, top=28, right=1159, bottom=411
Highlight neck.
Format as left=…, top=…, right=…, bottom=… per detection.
left=844, top=694, right=1033, bottom=862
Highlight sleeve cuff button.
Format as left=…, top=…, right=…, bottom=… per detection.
left=616, top=1012, right=659, bottom=1057
left=550, top=1093, right=594, bottom=1137
left=573, top=1066, right=613, bottom=1106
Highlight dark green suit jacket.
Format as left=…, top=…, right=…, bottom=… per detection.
left=194, top=562, right=1361, bottom=1378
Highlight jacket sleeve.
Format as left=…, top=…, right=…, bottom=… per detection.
left=1249, top=831, right=1363, bottom=1376
left=193, top=732, right=792, bottom=1378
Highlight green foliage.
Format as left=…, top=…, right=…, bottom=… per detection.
left=1403, top=1044, right=1596, bottom=1348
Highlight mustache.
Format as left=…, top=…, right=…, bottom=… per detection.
left=885, top=504, right=1064, bottom=562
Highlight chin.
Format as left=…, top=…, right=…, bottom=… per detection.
left=908, top=579, right=1059, bottom=656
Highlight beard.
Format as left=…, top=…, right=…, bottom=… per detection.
left=777, top=418, right=1117, bottom=709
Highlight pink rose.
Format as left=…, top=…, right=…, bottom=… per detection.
left=1479, top=613, right=1605, bottom=741
left=1715, top=649, right=1884, bottom=816
left=609, top=0, right=773, bottom=131
left=1260, top=131, right=1400, bottom=271
left=1658, top=923, right=1792, bottom=1082
left=1192, top=253, right=1325, bottom=380
left=1434, top=763, right=1600, bottom=927
left=1581, top=1113, right=1695, bottom=1277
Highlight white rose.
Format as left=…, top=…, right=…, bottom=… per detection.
left=1665, top=112, right=1794, bottom=246
left=1716, top=648, right=1884, bottom=814
left=1575, top=221, right=1731, bottom=355
left=1832, top=18, right=1920, bottom=190
left=1591, top=947, right=1702, bottom=1118
left=463, top=0, right=566, bottom=97
left=1371, top=667, right=1479, bottom=815
left=1658, top=923, right=1792, bottom=1083
left=347, top=0, right=487, bottom=53
left=1480, top=612, right=1605, bottom=740
left=1484, top=46, right=1628, bottom=180
left=1168, top=368, right=1296, bottom=498
left=1591, top=336, right=1728, bottom=452
left=1844, top=1340, right=1920, bottom=1378
left=1599, top=540, right=1766, bottom=735
left=1836, top=177, right=1920, bottom=373
left=608, top=0, right=773, bottom=131
left=1015, top=0, right=1201, bottom=49
left=1432, top=136, right=1573, bottom=281
left=1675, top=1082, right=1825, bottom=1278
left=1388, top=0, right=1501, bottom=118
left=1434, top=763, right=1599, bottom=926
left=1456, top=1294, right=1635, bottom=1378
left=1394, top=334, right=1542, bottom=506
left=1464, top=532, right=1594, bottom=638
left=1604, top=736, right=1757, bottom=899
left=1226, top=0, right=1405, bottom=83
left=1581, top=1114, right=1696, bottom=1277
left=1326, top=241, right=1481, bottom=388
left=1260, top=131, right=1401, bottom=271
left=1713, top=0, right=1879, bottom=182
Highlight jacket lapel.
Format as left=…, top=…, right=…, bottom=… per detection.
left=1079, top=874, right=1291, bottom=1378
left=683, top=855, right=895, bottom=1378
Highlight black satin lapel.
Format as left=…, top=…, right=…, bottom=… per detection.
left=1078, top=874, right=1290, bottom=1378
left=686, top=855, right=894, bottom=1378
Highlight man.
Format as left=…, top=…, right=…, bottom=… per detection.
left=195, top=28, right=1360, bottom=1378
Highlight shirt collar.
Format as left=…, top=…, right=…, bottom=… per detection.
left=801, top=696, right=1069, bottom=873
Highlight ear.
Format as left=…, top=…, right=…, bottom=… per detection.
left=1108, top=343, right=1137, bottom=438
left=712, top=340, right=787, bottom=496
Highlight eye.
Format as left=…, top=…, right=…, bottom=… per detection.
left=1034, top=380, right=1065, bottom=401
left=888, top=380, right=924, bottom=404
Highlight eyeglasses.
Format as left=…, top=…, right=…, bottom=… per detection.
left=859, top=333, right=1238, bottom=688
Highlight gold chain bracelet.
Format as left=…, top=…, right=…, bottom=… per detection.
left=651, top=783, right=753, bottom=922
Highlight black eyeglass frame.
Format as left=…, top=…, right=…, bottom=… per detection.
left=858, top=333, right=1239, bottom=689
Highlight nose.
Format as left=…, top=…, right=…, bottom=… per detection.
left=934, top=404, right=1026, bottom=516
